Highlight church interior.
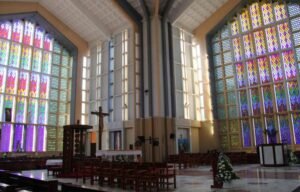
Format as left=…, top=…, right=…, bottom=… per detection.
left=0, top=0, right=299, bottom=191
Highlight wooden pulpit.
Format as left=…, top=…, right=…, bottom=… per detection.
left=62, top=124, right=92, bottom=174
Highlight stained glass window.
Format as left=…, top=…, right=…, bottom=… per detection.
left=240, top=9, right=251, bottom=32
left=254, top=118, right=264, bottom=145
left=265, top=117, right=276, bottom=144
left=0, top=39, right=9, bottom=65
left=251, top=88, right=260, bottom=116
left=274, top=3, right=287, bottom=21
left=250, top=2, right=262, bottom=29
left=258, top=57, right=271, bottom=84
left=231, top=20, right=239, bottom=36
left=242, top=120, right=251, bottom=147
left=282, top=50, right=297, bottom=79
left=287, top=81, right=300, bottom=111
left=239, top=90, right=248, bottom=117
left=262, top=86, right=274, bottom=114
left=265, top=27, right=279, bottom=52
left=0, top=21, right=11, bottom=39
left=279, top=115, right=291, bottom=144
left=247, top=60, right=258, bottom=86
left=243, top=34, right=255, bottom=59
left=254, top=31, right=266, bottom=56
left=235, top=63, right=246, bottom=88
left=277, top=23, right=292, bottom=49
left=275, top=83, right=287, bottom=112
left=270, top=54, right=283, bottom=82
left=261, top=2, right=274, bottom=25
left=232, top=38, right=243, bottom=61
left=293, top=113, right=300, bottom=144
left=0, top=19, right=72, bottom=152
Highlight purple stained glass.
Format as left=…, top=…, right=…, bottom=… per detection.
left=247, top=60, right=258, bottom=86
left=239, top=90, right=248, bottom=116
left=262, top=86, right=274, bottom=114
left=236, top=63, right=246, bottom=88
left=275, top=83, right=287, bottom=112
left=13, top=124, right=24, bottom=152
left=266, top=117, right=277, bottom=144
left=279, top=116, right=291, bottom=144
left=288, top=81, right=300, bottom=110
left=0, top=123, right=13, bottom=152
left=254, top=119, right=264, bottom=145
left=242, top=120, right=251, bottom=147
left=36, top=126, right=46, bottom=152
left=251, top=88, right=260, bottom=115
left=293, top=113, right=300, bottom=144
left=25, top=125, right=35, bottom=152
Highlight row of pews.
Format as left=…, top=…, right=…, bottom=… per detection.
left=73, top=159, right=176, bottom=192
left=168, top=152, right=259, bottom=169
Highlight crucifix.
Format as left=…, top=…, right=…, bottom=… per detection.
left=91, top=106, right=109, bottom=150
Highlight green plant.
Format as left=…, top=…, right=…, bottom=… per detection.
left=216, top=153, right=239, bottom=182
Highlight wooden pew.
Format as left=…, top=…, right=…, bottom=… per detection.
left=61, top=183, right=106, bottom=192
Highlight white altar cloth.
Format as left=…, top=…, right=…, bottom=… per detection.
left=96, top=150, right=142, bottom=157
left=45, top=159, right=62, bottom=166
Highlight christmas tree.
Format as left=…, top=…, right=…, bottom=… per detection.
left=216, top=153, right=239, bottom=183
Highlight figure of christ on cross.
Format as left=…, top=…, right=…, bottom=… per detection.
left=91, top=106, right=109, bottom=150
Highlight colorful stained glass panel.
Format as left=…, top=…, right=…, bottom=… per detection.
left=250, top=2, right=262, bottom=29
left=17, top=71, right=29, bottom=96
left=239, top=90, right=248, bottom=116
left=53, top=41, right=61, bottom=53
left=235, top=63, right=246, bottom=88
left=34, top=26, right=44, bottom=48
left=287, top=81, right=300, bottom=111
left=242, top=120, right=251, bottom=147
left=4, top=95, right=15, bottom=121
left=16, top=97, right=26, bottom=123
left=288, top=4, right=300, bottom=17
left=243, top=34, right=255, bottom=59
left=40, top=75, right=49, bottom=99
left=8, top=42, right=21, bottom=67
left=0, top=123, right=13, bottom=152
left=13, top=124, right=24, bottom=152
left=279, top=115, right=291, bottom=144
left=261, top=3, right=274, bottom=25
left=251, top=88, right=261, bottom=115
left=20, top=46, right=32, bottom=70
left=277, top=23, right=292, bottom=49
left=293, top=113, right=300, bottom=144
left=0, top=21, right=11, bottom=39
left=274, top=3, right=287, bottom=21
left=275, top=83, right=287, bottom=112
left=254, top=31, right=266, bottom=56
left=247, top=60, right=258, bottom=86
left=23, top=21, right=34, bottom=45
left=232, top=38, right=243, bottom=61
left=5, top=69, right=18, bottom=94
left=44, top=34, right=53, bottom=51
left=32, top=49, right=42, bottom=72
left=0, top=67, right=6, bottom=93
left=27, top=99, right=37, bottom=124
left=282, top=50, right=297, bottom=79
left=0, top=39, right=10, bottom=65
left=270, top=54, right=284, bottom=82
left=29, top=73, right=40, bottom=98
left=240, top=9, right=251, bottom=32
left=25, top=125, right=35, bottom=152
left=42, top=51, right=52, bottom=74
left=36, top=126, right=46, bottom=152
left=262, top=86, right=274, bottom=114
left=38, top=100, right=48, bottom=124
left=231, top=20, right=239, bottom=36
left=258, top=57, right=271, bottom=84
left=11, top=20, right=23, bottom=43
left=265, top=27, right=279, bottom=52
left=266, top=117, right=277, bottom=144
left=254, top=118, right=264, bottom=145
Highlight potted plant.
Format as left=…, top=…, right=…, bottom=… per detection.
left=215, top=153, right=239, bottom=186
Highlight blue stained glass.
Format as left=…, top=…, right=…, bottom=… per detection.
left=222, top=39, right=231, bottom=51
left=221, top=27, right=230, bottom=39
left=242, top=120, right=251, bottom=147
left=290, top=17, right=300, bottom=31
left=240, top=90, right=248, bottom=116
left=266, top=117, right=277, bottom=144
left=223, top=52, right=232, bottom=64
left=216, top=80, right=224, bottom=93
left=226, top=78, right=235, bottom=90
left=288, top=4, right=300, bottom=17
left=225, top=65, right=233, bottom=76
left=214, top=55, right=222, bottom=66
left=293, top=113, right=300, bottom=144
left=254, top=119, right=264, bottom=145
left=213, top=42, right=221, bottom=54
left=293, top=32, right=300, bottom=46
left=215, top=67, right=223, bottom=79
left=227, top=92, right=236, bottom=105
left=279, top=115, right=291, bottom=144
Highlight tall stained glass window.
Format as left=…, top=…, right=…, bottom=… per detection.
left=211, top=1, right=300, bottom=149
left=0, top=19, right=73, bottom=152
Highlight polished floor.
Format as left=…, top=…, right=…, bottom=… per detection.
left=21, top=164, right=300, bottom=192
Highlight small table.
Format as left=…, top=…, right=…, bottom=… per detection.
left=258, top=144, right=288, bottom=166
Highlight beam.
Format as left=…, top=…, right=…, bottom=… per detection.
left=69, top=0, right=111, bottom=40
left=169, top=0, right=194, bottom=24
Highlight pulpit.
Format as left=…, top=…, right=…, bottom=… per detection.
left=62, top=124, right=92, bottom=174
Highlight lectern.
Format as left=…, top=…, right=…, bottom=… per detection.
left=62, top=124, right=92, bottom=174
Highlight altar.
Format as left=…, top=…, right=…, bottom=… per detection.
left=258, top=144, right=288, bottom=166
left=96, top=150, right=142, bottom=162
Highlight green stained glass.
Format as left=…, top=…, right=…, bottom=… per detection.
left=58, top=116, right=65, bottom=126
left=60, top=67, right=68, bottom=77
left=50, top=77, right=59, bottom=88
left=217, top=94, right=225, bottom=106
left=215, top=67, right=223, bottom=79
left=216, top=80, right=224, bottom=93
left=53, top=41, right=61, bottom=53
left=50, top=89, right=58, bottom=100
left=228, top=106, right=237, bottom=119
left=59, top=103, right=66, bottom=113
left=213, top=42, right=221, bottom=54
left=227, top=91, right=237, bottom=105
left=62, top=56, right=69, bottom=66
left=60, top=78, right=68, bottom=89
left=222, top=39, right=231, bottom=51
left=52, top=54, right=60, bottom=65
left=226, top=78, right=235, bottom=90
left=51, top=65, right=60, bottom=77
left=225, top=65, right=233, bottom=76
left=213, top=55, right=222, bottom=67
left=60, top=91, right=67, bottom=101
left=218, top=108, right=226, bottom=119
left=223, top=52, right=232, bottom=64
left=48, top=114, right=57, bottom=126
left=49, top=101, right=58, bottom=113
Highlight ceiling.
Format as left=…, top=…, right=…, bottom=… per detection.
left=0, top=0, right=228, bottom=43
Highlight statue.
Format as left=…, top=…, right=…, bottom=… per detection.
left=91, top=106, right=109, bottom=150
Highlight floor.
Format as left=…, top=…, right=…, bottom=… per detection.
left=21, top=164, right=300, bottom=192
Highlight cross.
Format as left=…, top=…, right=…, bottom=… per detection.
left=91, top=106, right=109, bottom=150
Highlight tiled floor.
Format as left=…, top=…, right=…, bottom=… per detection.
left=21, top=164, right=300, bottom=192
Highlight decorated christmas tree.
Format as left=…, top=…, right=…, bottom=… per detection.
left=216, top=153, right=239, bottom=183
